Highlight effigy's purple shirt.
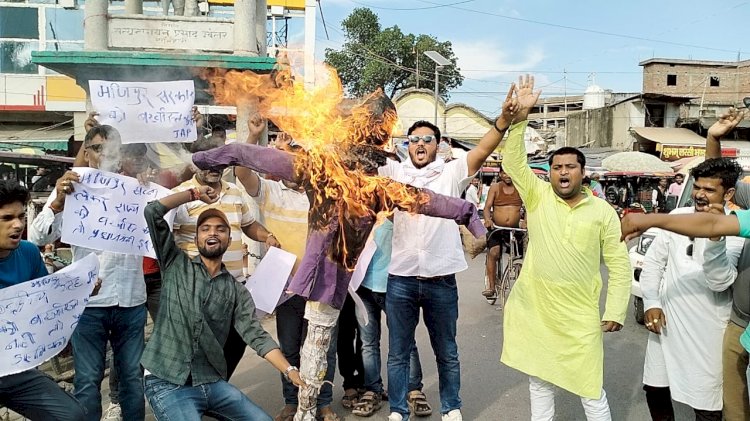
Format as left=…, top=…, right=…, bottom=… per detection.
left=193, top=144, right=485, bottom=308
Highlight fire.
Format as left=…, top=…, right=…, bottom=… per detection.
left=203, top=62, right=429, bottom=270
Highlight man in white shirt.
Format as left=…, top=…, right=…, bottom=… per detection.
left=640, top=158, right=744, bottom=420
left=465, top=178, right=480, bottom=207
left=379, top=83, right=522, bottom=421
left=28, top=126, right=147, bottom=421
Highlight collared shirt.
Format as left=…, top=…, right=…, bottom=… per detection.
left=172, top=177, right=255, bottom=279
left=499, top=121, right=631, bottom=399
left=361, top=219, right=394, bottom=293
left=378, top=157, right=473, bottom=278
left=28, top=190, right=146, bottom=308
left=192, top=144, right=485, bottom=308
left=253, top=178, right=310, bottom=273
left=141, top=201, right=278, bottom=386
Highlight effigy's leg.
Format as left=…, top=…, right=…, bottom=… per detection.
left=294, top=301, right=340, bottom=421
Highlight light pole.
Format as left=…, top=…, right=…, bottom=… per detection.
left=424, top=50, right=451, bottom=127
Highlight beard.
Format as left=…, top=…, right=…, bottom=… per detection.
left=198, top=243, right=228, bottom=259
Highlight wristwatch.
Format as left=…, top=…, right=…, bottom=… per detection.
left=283, top=365, right=299, bottom=380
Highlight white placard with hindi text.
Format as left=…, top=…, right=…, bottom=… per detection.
left=0, top=254, right=99, bottom=377
left=89, top=80, right=197, bottom=144
left=245, top=247, right=296, bottom=314
left=61, top=168, right=173, bottom=258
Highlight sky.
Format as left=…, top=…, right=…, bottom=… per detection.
left=281, top=0, right=750, bottom=117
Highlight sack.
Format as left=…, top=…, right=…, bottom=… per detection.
left=460, top=225, right=487, bottom=259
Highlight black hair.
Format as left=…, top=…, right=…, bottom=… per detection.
left=548, top=147, right=586, bottom=169
left=690, top=158, right=743, bottom=191
left=84, top=125, right=119, bottom=147
left=407, top=120, right=441, bottom=142
left=0, top=180, right=30, bottom=208
left=121, top=143, right=147, bottom=158
left=582, top=176, right=592, bottom=185
left=212, top=125, right=226, bottom=134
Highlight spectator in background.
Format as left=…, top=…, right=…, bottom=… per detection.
left=652, top=177, right=669, bottom=213
left=668, top=173, right=685, bottom=198
left=211, top=125, right=227, bottom=143
left=465, top=178, right=480, bottom=207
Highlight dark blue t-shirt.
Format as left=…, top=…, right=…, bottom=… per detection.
left=0, top=240, right=48, bottom=289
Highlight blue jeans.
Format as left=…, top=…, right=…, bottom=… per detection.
left=0, top=369, right=85, bottom=420
left=275, top=295, right=336, bottom=408
left=71, top=304, right=146, bottom=421
left=386, top=274, right=461, bottom=417
left=357, top=286, right=424, bottom=394
left=144, top=374, right=272, bottom=421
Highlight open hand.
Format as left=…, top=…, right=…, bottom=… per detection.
left=708, top=107, right=745, bottom=139
left=511, top=74, right=542, bottom=123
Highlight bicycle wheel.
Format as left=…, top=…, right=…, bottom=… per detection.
left=499, top=261, right=523, bottom=310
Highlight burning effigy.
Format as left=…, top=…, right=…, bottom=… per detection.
left=195, top=62, right=485, bottom=420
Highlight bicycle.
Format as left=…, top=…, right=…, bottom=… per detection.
left=483, top=226, right=526, bottom=310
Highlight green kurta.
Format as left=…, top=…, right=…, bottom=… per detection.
left=499, top=121, right=631, bottom=398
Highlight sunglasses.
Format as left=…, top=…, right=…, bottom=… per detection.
left=407, top=135, right=437, bottom=144
left=86, top=144, right=104, bottom=153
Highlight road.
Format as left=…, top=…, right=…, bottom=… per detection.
left=134, top=252, right=693, bottom=420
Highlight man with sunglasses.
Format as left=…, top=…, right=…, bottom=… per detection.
left=378, top=81, right=525, bottom=421
left=29, top=125, right=148, bottom=421
left=637, top=158, right=744, bottom=420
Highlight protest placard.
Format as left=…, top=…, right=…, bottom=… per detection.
left=61, top=168, right=173, bottom=258
left=0, top=254, right=99, bottom=377
left=89, top=80, right=197, bottom=144
left=245, top=247, right=296, bottom=314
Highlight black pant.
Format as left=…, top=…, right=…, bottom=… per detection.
left=0, top=369, right=85, bottom=421
left=337, top=295, right=364, bottom=391
left=644, top=385, right=722, bottom=421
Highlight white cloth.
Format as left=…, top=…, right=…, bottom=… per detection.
left=640, top=207, right=743, bottom=410
left=378, top=157, right=474, bottom=278
left=465, top=184, right=479, bottom=207
left=529, top=376, right=611, bottom=421
left=28, top=190, right=146, bottom=308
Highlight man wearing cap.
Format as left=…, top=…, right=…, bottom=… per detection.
left=172, top=136, right=280, bottom=378
left=142, top=185, right=303, bottom=420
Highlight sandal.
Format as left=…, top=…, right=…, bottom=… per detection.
left=274, top=404, right=297, bottom=421
left=352, top=391, right=383, bottom=417
left=341, top=388, right=360, bottom=409
left=481, top=289, right=496, bottom=297
left=407, top=390, right=433, bottom=417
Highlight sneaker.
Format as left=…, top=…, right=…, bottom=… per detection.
left=388, top=412, right=409, bottom=421
left=441, top=409, right=462, bottom=421
left=101, top=402, right=122, bottom=421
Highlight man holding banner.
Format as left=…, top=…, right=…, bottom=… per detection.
left=29, top=125, right=147, bottom=421
left=0, top=180, right=86, bottom=420
left=142, top=184, right=303, bottom=420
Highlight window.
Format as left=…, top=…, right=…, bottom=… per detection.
left=46, top=8, right=84, bottom=41
left=0, top=41, right=37, bottom=74
left=667, top=74, right=677, bottom=86
left=0, top=7, right=39, bottom=38
left=710, top=76, right=720, bottom=87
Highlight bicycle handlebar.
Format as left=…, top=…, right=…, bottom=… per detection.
left=491, top=225, right=527, bottom=232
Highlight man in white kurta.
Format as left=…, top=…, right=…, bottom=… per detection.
left=640, top=159, right=744, bottom=420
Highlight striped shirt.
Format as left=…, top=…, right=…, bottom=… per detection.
left=253, top=179, right=309, bottom=274
left=172, top=177, right=255, bottom=279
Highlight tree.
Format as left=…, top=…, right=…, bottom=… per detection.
left=325, top=8, right=463, bottom=101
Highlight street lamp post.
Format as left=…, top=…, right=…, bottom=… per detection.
left=424, top=51, right=451, bottom=128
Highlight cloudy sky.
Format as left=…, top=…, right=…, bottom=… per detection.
left=282, top=0, right=749, bottom=116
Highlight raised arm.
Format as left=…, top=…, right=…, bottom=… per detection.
left=234, top=113, right=266, bottom=197
left=706, top=108, right=745, bottom=158
left=466, top=87, right=514, bottom=175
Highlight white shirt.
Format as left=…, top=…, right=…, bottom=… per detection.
left=28, top=190, right=146, bottom=308
left=378, top=157, right=474, bottom=277
left=465, top=184, right=480, bottom=207
left=640, top=207, right=743, bottom=410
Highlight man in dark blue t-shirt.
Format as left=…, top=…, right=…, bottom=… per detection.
left=0, top=180, right=85, bottom=420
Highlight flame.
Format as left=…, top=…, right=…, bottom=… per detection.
left=203, top=62, right=429, bottom=270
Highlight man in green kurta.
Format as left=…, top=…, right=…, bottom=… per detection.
left=498, top=75, right=631, bottom=420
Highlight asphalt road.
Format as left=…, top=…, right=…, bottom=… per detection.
left=134, top=252, right=694, bottom=420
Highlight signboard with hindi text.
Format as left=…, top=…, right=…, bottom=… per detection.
left=0, top=254, right=99, bottom=377
left=108, top=16, right=234, bottom=53
left=61, top=168, right=173, bottom=258
left=89, top=80, right=197, bottom=144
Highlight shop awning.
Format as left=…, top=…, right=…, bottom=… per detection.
left=631, top=127, right=706, bottom=146
left=0, top=126, right=72, bottom=152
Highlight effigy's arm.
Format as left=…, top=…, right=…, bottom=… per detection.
left=192, top=143, right=298, bottom=182
left=380, top=180, right=486, bottom=238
